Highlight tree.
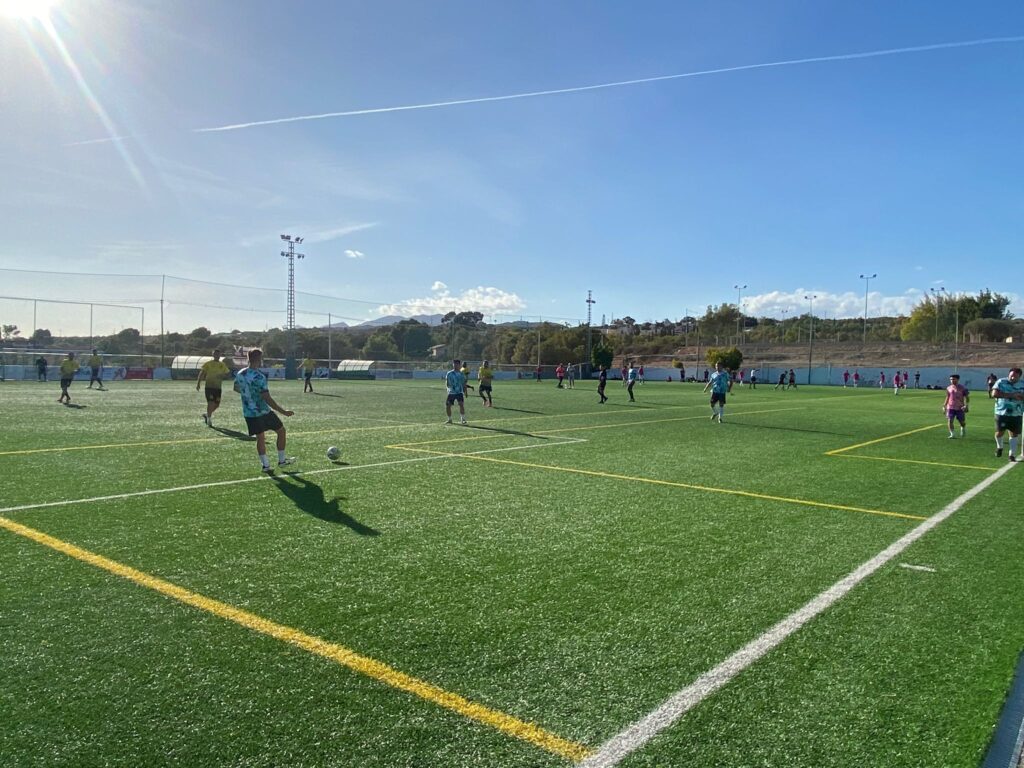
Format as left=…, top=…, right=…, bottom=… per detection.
left=962, top=318, right=1014, bottom=343
left=705, top=346, right=743, bottom=372
left=591, top=341, right=614, bottom=369
left=1, top=324, right=20, bottom=342
left=29, top=328, right=53, bottom=346
left=189, top=326, right=212, bottom=339
left=362, top=330, right=399, bottom=359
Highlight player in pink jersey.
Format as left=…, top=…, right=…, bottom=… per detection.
left=943, top=374, right=970, bottom=438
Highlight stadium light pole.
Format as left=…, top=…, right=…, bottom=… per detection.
left=734, top=284, right=747, bottom=345
left=280, top=234, right=305, bottom=379
left=930, top=286, right=946, bottom=343
left=859, top=273, right=876, bottom=344
left=780, top=309, right=788, bottom=344
left=805, top=294, right=817, bottom=385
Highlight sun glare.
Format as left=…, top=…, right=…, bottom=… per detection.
left=0, top=0, right=58, bottom=20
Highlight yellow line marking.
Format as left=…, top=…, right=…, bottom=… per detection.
left=391, top=447, right=924, bottom=521
left=830, top=454, right=997, bottom=472
left=825, top=424, right=943, bottom=456
left=0, top=515, right=592, bottom=763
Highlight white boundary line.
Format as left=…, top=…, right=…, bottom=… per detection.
left=580, top=461, right=1017, bottom=767
left=0, top=438, right=585, bottom=516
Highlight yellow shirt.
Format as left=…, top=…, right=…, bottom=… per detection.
left=460, top=366, right=471, bottom=379
left=200, top=359, right=231, bottom=388
left=59, top=359, right=79, bottom=377
left=88, top=355, right=102, bottom=368
left=301, top=358, right=316, bottom=372
left=478, top=366, right=493, bottom=385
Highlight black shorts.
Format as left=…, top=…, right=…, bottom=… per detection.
left=205, top=387, right=222, bottom=403
left=90, top=369, right=102, bottom=380
left=710, top=393, right=727, bottom=406
left=995, top=414, right=1023, bottom=434
left=60, top=377, right=72, bottom=389
left=304, top=373, right=312, bottom=381
left=245, top=412, right=284, bottom=436
left=479, top=384, right=492, bottom=393
left=446, top=393, right=465, bottom=406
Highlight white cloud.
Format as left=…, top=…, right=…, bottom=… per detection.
left=743, top=289, right=923, bottom=319
left=344, top=249, right=365, bottom=259
left=377, top=284, right=526, bottom=317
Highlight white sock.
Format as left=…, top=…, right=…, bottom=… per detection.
left=1011, top=437, right=1018, bottom=456
left=259, top=454, right=270, bottom=468
left=278, top=449, right=286, bottom=462
left=996, top=437, right=1004, bottom=449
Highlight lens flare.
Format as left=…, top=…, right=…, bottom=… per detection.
left=0, top=0, right=58, bottom=20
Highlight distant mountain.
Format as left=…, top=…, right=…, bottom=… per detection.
left=319, top=320, right=349, bottom=329
left=357, top=314, right=445, bottom=327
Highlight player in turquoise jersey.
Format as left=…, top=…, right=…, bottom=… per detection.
left=992, top=367, right=1024, bottom=461
left=702, top=361, right=733, bottom=423
left=444, top=359, right=467, bottom=425
left=236, top=348, right=295, bottom=473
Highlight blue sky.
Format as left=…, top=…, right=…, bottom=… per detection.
left=1, top=0, right=1021, bottom=335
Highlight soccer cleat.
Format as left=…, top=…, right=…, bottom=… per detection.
left=261, top=465, right=274, bottom=474
left=278, top=457, right=296, bottom=467
left=1010, top=455, right=1017, bottom=463
left=996, top=448, right=1003, bottom=457
left=948, top=433, right=955, bottom=439
left=710, top=413, right=716, bottom=421
left=202, top=413, right=209, bottom=425
left=460, top=418, right=467, bottom=425
left=445, top=418, right=452, bottom=424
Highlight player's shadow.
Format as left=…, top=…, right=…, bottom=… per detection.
left=490, top=406, right=544, bottom=414
left=737, top=423, right=853, bottom=437
left=271, top=475, right=380, bottom=535
left=211, top=426, right=255, bottom=441
left=463, top=424, right=546, bottom=438
left=311, top=392, right=345, bottom=398
left=63, top=403, right=88, bottom=409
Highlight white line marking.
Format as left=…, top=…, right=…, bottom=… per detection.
left=899, top=563, right=937, bottom=573
left=0, top=438, right=584, bottom=516
left=580, top=461, right=1017, bottom=767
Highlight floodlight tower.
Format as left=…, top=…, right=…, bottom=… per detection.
left=734, top=284, right=747, bottom=344
left=859, top=273, right=876, bottom=344
left=281, top=234, right=305, bottom=379
left=805, top=294, right=817, bottom=385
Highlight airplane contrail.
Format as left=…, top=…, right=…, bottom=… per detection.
left=193, top=36, right=1024, bottom=134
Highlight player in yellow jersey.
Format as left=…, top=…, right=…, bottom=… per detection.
left=87, top=349, right=106, bottom=390
left=477, top=360, right=494, bottom=407
left=301, top=355, right=317, bottom=393
left=196, top=349, right=231, bottom=426
left=58, top=352, right=79, bottom=405
left=460, top=362, right=475, bottom=395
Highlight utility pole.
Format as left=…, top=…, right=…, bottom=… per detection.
left=280, top=234, right=305, bottom=379
left=805, top=294, right=817, bottom=385
left=860, top=273, right=876, bottom=344
left=585, top=290, right=596, bottom=371
left=930, top=286, right=946, bottom=343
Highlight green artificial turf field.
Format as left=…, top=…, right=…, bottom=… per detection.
left=2, top=377, right=1023, bottom=767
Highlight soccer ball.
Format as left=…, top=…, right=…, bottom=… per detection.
left=326, top=446, right=340, bottom=461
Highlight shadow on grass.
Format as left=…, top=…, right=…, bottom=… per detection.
left=63, top=403, right=88, bottom=409
left=490, top=406, right=545, bottom=414
left=311, top=392, right=345, bottom=399
left=463, top=424, right=546, bottom=438
left=211, top=425, right=255, bottom=441
left=271, top=474, right=380, bottom=535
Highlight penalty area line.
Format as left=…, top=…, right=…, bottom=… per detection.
left=578, top=461, right=1017, bottom=768
left=0, top=439, right=585, bottom=516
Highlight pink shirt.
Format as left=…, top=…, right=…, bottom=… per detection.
left=944, top=384, right=968, bottom=410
